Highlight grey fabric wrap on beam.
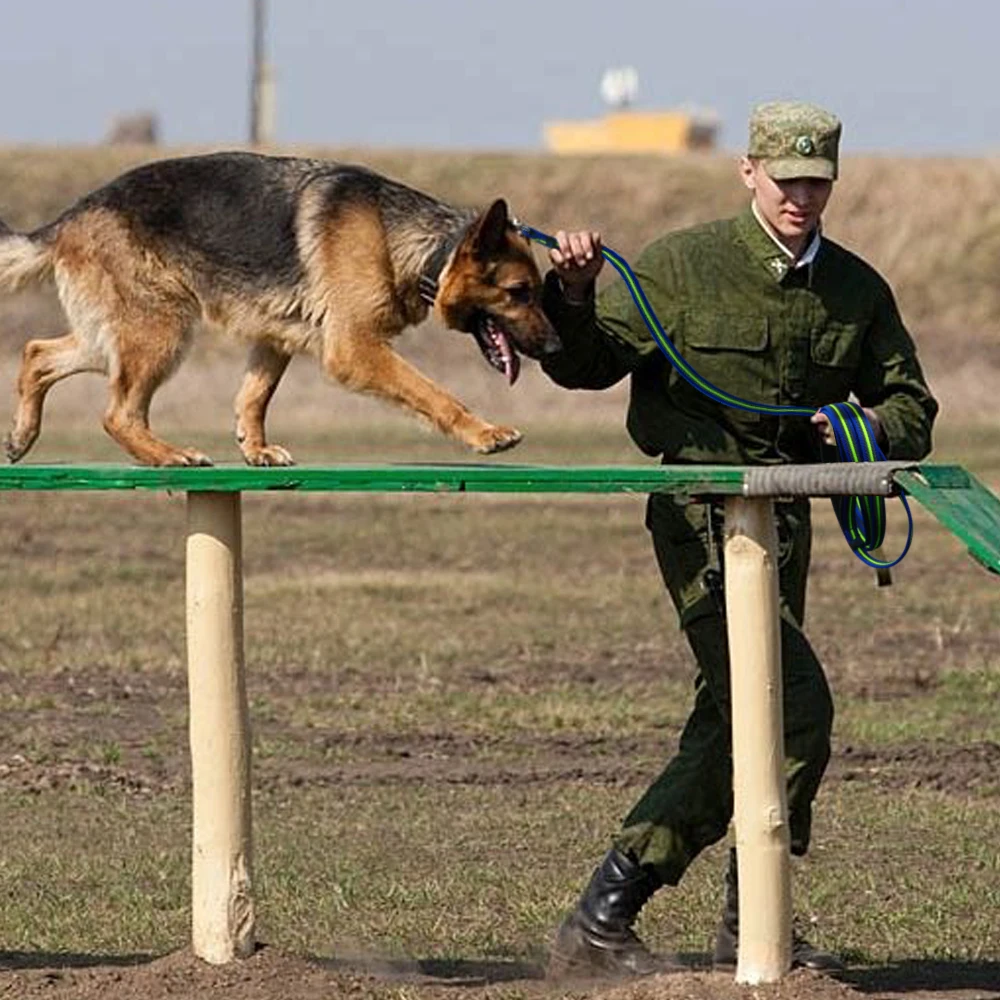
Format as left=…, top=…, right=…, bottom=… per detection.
left=742, top=462, right=917, bottom=498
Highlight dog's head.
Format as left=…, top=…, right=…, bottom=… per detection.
left=435, top=199, right=560, bottom=385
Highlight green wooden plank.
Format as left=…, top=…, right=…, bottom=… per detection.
left=0, top=463, right=748, bottom=495
left=896, top=466, right=1000, bottom=575
left=2, top=462, right=999, bottom=577
left=3, top=463, right=999, bottom=577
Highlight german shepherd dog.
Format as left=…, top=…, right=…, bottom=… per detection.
left=0, top=152, right=559, bottom=466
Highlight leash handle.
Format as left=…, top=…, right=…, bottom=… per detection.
left=817, top=400, right=913, bottom=570
left=517, top=223, right=913, bottom=570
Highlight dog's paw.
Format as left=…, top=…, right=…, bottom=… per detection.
left=244, top=445, right=295, bottom=467
left=158, top=448, right=214, bottom=467
left=4, top=432, right=27, bottom=464
left=473, top=424, right=522, bottom=454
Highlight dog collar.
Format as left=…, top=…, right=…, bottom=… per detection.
left=418, top=238, right=457, bottom=308
left=417, top=216, right=524, bottom=307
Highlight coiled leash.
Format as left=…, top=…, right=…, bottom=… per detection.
left=517, top=224, right=913, bottom=572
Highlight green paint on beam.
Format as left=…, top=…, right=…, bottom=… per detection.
left=0, top=463, right=747, bottom=495
left=895, top=466, right=1000, bottom=575
left=1, top=463, right=999, bottom=579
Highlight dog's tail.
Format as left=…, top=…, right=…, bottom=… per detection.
left=0, top=220, right=54, bottom=291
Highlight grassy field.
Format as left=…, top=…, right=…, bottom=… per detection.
left=0, top=404, right=998, bottom=999
left=0, top=148, right=998, bottom=999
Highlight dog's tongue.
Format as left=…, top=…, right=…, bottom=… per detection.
left=500, top=332, right=521, bottom=386
left=480, top=317, right=521, bottom=386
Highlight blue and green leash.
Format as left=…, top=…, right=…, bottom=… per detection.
left=517, top=224, right=913, bottom=572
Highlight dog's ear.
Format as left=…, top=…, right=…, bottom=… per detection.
left=468, top=199, right=509, bottom=259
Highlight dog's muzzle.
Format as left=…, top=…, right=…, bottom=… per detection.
left=472, top=313, right=521, bottom=385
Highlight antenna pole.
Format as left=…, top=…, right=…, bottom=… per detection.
left=249, top=0, right=266, bottom=145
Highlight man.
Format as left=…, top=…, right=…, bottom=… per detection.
left=540, top=101, right=938, bottom=977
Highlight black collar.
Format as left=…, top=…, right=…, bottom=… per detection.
left=418, top=237, right=458, bottom=307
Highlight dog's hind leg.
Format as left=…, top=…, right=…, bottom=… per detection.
left=102, top=318, right=212, bottom=467
left=234, top=342, right=294, bottom=466
left=5, top=331, right=106, bottom=463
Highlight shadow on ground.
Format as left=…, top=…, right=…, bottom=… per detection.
left=0, top=951, right=156, bottom=970
left=4, top=948, right=1000, bottom=1000
left=319, top=951, right=714, bottom=985
left=842, top=959, right=1000, bottom=996
left=319, top=954, right=546, bottom=984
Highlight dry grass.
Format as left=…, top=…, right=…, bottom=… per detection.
left=0, top=416, right=997, bottom=990
left=0, top=145, right=998, bottom=425
left=1, top=146, right=1000, bottom=330
left=0, top=147, right=998, bottom=1000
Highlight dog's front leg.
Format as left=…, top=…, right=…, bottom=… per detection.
left=235, top=342, right=294, bottom=466
left=324, top=335, right=521, bottom=453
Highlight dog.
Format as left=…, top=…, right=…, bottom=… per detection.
left=0, top=151, right=560, bottom=466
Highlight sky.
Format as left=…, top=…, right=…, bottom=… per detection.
left=2, top=0, right=998, bottom=155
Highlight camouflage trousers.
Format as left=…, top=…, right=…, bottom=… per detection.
left=614, top=493, right=834, bottom=887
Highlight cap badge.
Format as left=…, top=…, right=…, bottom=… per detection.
left=795, top=135, right=815, bottom=156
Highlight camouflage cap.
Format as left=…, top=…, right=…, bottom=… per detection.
left=748, top=101, right=842, bottom=180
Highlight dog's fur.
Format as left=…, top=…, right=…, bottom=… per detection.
left=0, top=152, right=559, bottom=466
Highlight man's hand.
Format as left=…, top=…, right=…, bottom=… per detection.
left=811, top=407, right=886, bottom=449
left=548, top=230, right=604, bottom=303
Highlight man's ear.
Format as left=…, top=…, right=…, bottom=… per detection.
left=467, top=198, right=509, bottom=258
left=739, top=156, right=757, bottom=192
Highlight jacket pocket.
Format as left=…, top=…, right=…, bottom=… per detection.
left=680, top=313, right=772, bottom=417
left=809, top=321, right=861, bottom=404
left=685, top=313, right=769, bottom=353
left=811, top=321, right=861, bottom=370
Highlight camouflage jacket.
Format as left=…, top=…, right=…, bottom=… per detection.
left=541, top=206, right=938, bottom=465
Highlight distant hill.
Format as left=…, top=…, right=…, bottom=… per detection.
left=0, top=146, right=997, bottom=418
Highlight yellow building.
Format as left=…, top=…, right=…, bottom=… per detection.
left=544, top=109, right=718, bottom=155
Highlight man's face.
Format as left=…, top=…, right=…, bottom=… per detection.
left=739, top=157, right=833, bottom=242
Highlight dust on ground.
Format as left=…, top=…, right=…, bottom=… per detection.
left=3, top=943, right=999, bottom=1000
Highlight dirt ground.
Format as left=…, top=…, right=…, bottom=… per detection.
left=1, top=675, right=998, bottom=1000
left=2, top=687, right=1000, bottom=799
left=3, top=941, right=999, bottom=1000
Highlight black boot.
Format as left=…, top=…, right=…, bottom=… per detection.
left=548, top=848, right=682, bottom=979
left=712, top=848, right=741, bottom=970
left=713, top=848, right=845, bottom=973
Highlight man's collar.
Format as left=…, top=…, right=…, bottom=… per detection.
left=751, top=200, right=821, bottom=267
left=736, top=203, right=822, bottom=283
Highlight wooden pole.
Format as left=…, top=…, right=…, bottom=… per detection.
left=186, top=491, right=255, bottom=963
left=723, top=496, right=792, bottom=984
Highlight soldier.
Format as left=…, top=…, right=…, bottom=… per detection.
left=541, top=101, right=938, bottom=977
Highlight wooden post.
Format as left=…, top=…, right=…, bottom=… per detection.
left=186, top=491, right=255, bottom=963
left=723, top=496, right=792, bottom=984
